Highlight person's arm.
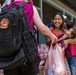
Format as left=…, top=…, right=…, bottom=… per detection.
left=64, top=38, right=76, bottom=49
left=58, top=34, right=68, bottom=41
left=58, top=28, right=71, bottom=41
left=66, top=38, right=76, bottom=44
left=33, top=6, right=58, bottom=43
left=46, top=27, right=52, bottom=43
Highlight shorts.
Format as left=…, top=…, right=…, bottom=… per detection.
left=4, top=56, right=41, bottom=75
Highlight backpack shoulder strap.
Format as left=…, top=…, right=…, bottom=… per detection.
left=20, top=2, right=26, bottom=7
left=20, top=2, right=31, bottom=7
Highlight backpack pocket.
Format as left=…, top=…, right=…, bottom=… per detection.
left=0, top=48, right=27, bottom=69
left=22, top=30, right=38, bottom=62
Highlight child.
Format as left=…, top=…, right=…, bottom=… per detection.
left=58, top=22, right=76, bottom=75
left=47, top=12, right=65, bottom=47
left=58, top=20, right=75, bottom=42
left=46, top=12, right=68, bottom=75
left=63, top=28, right=76, bottom=75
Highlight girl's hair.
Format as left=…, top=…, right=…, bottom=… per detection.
left=66, top=20, right=74, bottom=30
left=52, top=12, right=64, bottom=29
left=71, top=28, right=76, bottom=38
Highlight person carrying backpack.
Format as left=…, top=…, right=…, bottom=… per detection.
left=0, top=0, right=58, bottom=75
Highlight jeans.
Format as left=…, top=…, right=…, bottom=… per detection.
left=68, top=57, right=76, bottom=75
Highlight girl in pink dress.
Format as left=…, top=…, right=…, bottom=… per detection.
left=61, top=28, right=76, bottom=75
left=47, top=12, right=65, bottom=47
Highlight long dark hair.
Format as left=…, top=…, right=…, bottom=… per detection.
left=66, top=20, right=74, bottom=29
left=52, top=12, right=64, bottom=29
left=71, top=28, right=76, bottom=38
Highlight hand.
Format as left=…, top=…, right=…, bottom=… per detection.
left=66, top=29, right=72, bottom=38
left=58, top=38, right=61, bottom=42
left=50, top=34, right=58, bottom=44
left=64, top=40, right=69, bottom=48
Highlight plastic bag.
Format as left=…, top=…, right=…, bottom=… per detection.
left=44, top=44, right=55, bottom=75
left=64, top=58, right=71, bottom=75
left=45, top=44, right=68, bottom=75
left=38, top=44, right=49, bottom=60
left=52, top=44, right=67, bottom=75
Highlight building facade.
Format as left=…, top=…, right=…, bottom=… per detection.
left=33, top=0, right=76, bottom=43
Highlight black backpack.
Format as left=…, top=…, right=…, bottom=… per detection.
left=0, top=2, right=38, bottom=69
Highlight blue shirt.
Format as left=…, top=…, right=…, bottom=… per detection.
left=47, top=23, right=52, bottom=28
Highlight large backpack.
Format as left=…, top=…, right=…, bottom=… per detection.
left=0, top=2, right=38, bottom=69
